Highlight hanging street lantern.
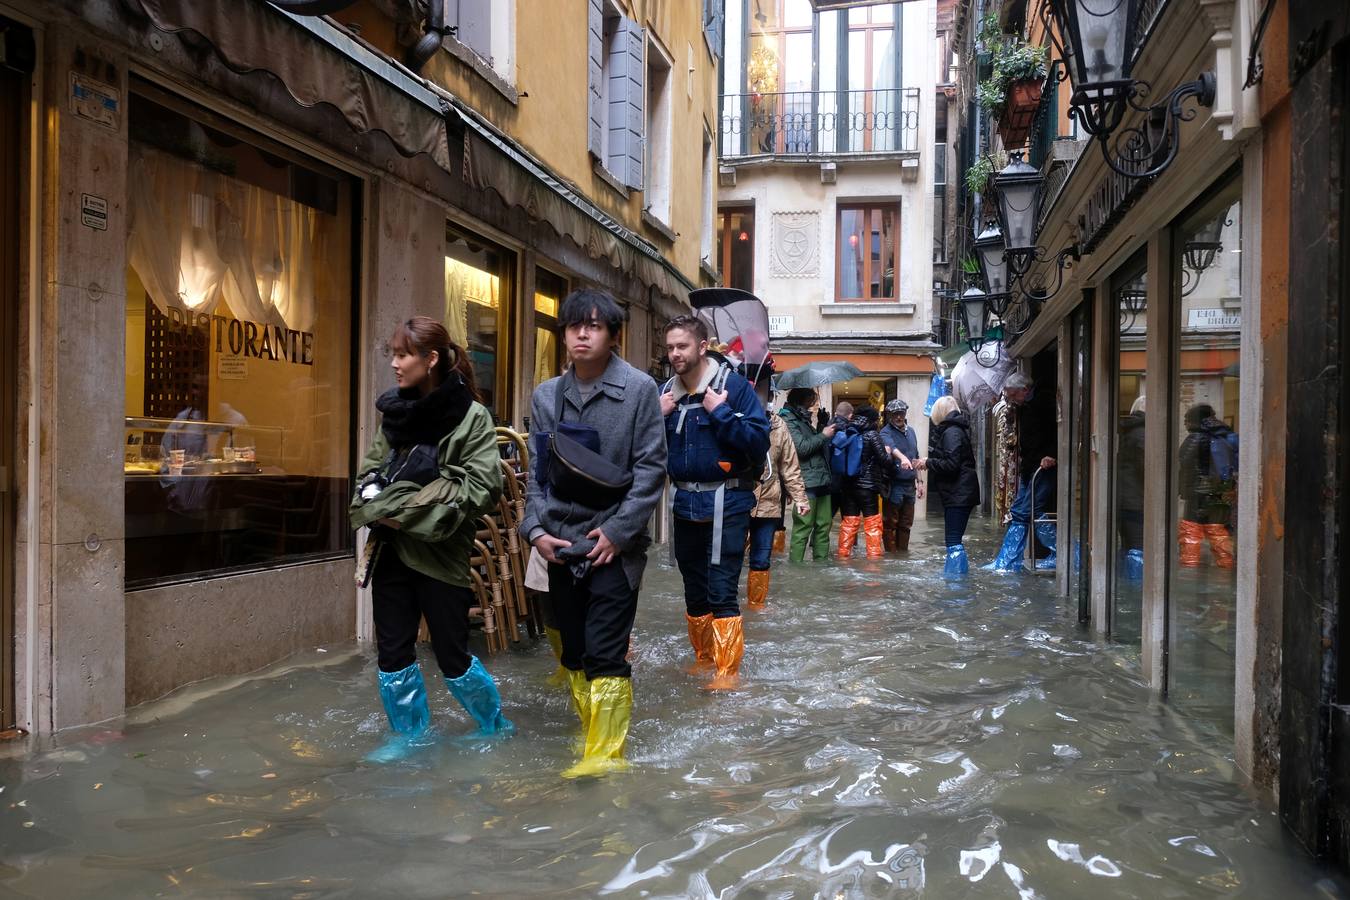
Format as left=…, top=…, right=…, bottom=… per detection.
left=1040, top=0, right=1216, bottom=180
left=974, top=223, right=1010, bottom=300
left=960, top=286, right=989, bottom=349
left=992, top=153, right=1044, bottom=278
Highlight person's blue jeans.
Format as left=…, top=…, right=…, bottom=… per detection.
left=747, top=517, right=779, bottom=572
left=1010, top=470, right=1056, bottom=525
left=673, top=510, right=751, bottom=618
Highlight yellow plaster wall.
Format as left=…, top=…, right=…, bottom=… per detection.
left=344, top=0, right=720, bottom=288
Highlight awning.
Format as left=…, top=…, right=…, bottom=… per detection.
left=132, top=0, right=451, bottom=169
left=456, top=109, right=694, bottom=304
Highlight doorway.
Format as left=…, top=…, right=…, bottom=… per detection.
left=0, top=51, right=26, bottom=730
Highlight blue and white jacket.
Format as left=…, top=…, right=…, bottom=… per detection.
left=662, top=361, right=771, bottom=522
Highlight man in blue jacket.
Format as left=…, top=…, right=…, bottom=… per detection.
left=660, top=315, right=770, bottom=690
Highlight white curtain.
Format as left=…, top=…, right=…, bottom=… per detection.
left=127, top=146, right=318, bottom=331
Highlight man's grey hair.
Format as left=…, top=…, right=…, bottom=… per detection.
left=1004, top=372, right=1033, bottom=393
left=834, top=400, right=854, bottom=417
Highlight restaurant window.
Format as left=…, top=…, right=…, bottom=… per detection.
left=123, top=87, right=356, bottom=587
left=837, top=202, right=899, bottom=301
left=534, top=267, right=567, bottom=389
left=1167, top=173, right=1243, bottom=731
left=445, top=223, right=515, bottom=422
left=716, top=207, right=755, bottom=292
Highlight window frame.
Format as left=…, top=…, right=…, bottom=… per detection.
left=835, top=201, right=901, bottom=302
left=716, top=205, right=755, bottom=292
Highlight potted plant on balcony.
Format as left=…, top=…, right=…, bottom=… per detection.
left=974, top=20, right=1049, bottom=150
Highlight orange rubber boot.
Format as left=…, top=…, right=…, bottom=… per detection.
left=863, top=514, right=884, bottom=559
left=685, top=613, right=715, bottom=671
left=706, top=615, right=745, bottom=691
left=837, top=516, right=861, bottom=561
left=1204, top=523, right=1235, bottom=568
left=1178, top=519, right=1205, bottom=567
left=747, top=570, right=770, bottom=608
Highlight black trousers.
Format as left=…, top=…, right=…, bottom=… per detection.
left=548, top=560, right=640, bottom=679
left=944, top=504, right=974, bottom=546
left=371, top=549, right=473, bottom=678
left=839, top=485, right=879, bottom=518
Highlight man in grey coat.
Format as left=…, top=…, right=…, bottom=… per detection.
left=520, top=289, right=667, bottom=778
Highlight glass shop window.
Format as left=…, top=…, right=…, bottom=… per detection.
left=123, top=89, right=356, bottom=587
left=445, top=223, right=515, bottom=421
left=1167, top=175, right=1244, bottom=732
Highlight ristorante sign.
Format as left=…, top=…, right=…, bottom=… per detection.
left=165, top=305, right=316, bottom=366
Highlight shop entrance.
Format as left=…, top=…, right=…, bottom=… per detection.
left=0, top=54, right=25, bottom=730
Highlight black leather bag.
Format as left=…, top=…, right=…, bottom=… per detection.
left=546, top=374, right=633, bottom=508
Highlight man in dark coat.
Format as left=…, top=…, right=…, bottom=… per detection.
left=988, top=372, right=1058, bottom=571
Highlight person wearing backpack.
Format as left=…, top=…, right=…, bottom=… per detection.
left=1177, top=403, right=1236, bottom=568
left=836, top=405, right=889, bottom=560
left=661, top=315, right=771, bottom=690
left=746, top=378, right=810, bottom=607
left=920, top=395, right=980, bottom=575
left=520, top=290, right=668, bottom=777
left=781, top=388, right=837, bottom=562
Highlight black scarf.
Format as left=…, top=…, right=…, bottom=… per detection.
left=375, top=374, right=474, bottom=447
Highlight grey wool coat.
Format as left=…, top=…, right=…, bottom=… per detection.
left=519, top=352, right=668, bottom=590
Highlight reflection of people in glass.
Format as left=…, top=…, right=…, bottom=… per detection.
left=160, top=374, right=246, bottom=517
left=349, top=317, right=511, bottom=763
left=1116, top=396, right=1146, bottom=581
left=1177, top=403, right=1237, bottom=568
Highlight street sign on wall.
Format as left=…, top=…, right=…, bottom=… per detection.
left=768, top=315, right=794, bottom=335
left=1187, top=307, right=1241, bottom=330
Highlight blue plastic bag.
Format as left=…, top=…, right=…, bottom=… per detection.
left=923, top=373, right=949, bottom=416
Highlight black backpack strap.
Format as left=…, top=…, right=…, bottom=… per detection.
left=554, top=370, right=572, bottom=428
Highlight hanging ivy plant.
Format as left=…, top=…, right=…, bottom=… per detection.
left=974, top=15, right=1049, bottom=121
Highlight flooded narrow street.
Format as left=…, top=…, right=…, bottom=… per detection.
left=0, top=521, right=1343, bottom=898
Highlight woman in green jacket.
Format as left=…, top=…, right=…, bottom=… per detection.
left=780, top=388, right=838, bottom=563
left=350, top=317, right=509, bottom=762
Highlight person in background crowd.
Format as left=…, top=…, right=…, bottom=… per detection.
left=878, top=399, right=921, bottom=553
left=520, top=289, right=667, bottom=778
left=747, top=379, right=810, bottom=607
left=836, top=404, right=889, bottom=561
left=988, top=372, right=1058, bottom=571
left=661, top=315, right=771, bottom=690
left=781, top=388, right=837, bottom=562
left=1177, top=402, right=1237, bottom=569
left=921, top=395, right=980, bottom=576
left=350, top=317, right=510, bottom=763
left=828, top=400, right=855, bottom=525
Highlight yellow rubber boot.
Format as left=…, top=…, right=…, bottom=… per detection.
left=546, top=627, right=567, bottom=687
left=564, top=667, right=590, bottom=725
left=706, top=616, right=745, bottom=691
left=746, top=570, right=770, bottom=608
left=562, top=676, right=632, bottom=778
left=685, top=613, right=715, bottom=672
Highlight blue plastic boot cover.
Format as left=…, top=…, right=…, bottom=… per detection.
left=1124, top=548, right=1144, bottom=581
left=944, top=544, right=969, bottom=576
left=445, top=656, right=514, bottom=736
left=377, top=662, right=430, bottom=735
left=985, top=522, right=1028, bottom=572
left=1034, top=522, right=1057, bottom=569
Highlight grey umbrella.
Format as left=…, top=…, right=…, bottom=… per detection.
left=775, top=361, right=864, bottom=390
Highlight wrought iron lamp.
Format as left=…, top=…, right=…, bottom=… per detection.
left=1041, top=0, right=1216, bottom=180
left=988, top=156, right=1080, bottom=307
left=960, top=286, right=989, bottom=350
left=1117, top=286, right=1148, bottom=331
left=1179, top=213, right=1226, bottom=297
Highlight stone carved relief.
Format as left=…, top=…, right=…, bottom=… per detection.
left=769, top=211, right=820, bottom=278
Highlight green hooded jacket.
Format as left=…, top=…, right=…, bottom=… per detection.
left=349, top=402, right=503, bottom=587
left=780, top=404, right=833, bottom=491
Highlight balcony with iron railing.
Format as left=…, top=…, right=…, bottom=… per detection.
left=719, top=88, right=921, bottom=159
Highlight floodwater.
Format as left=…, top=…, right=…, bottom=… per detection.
left=1, top=519, right=1345, bottom=898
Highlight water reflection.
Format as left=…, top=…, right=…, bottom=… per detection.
left=0, top=520, right=1344, bottom=898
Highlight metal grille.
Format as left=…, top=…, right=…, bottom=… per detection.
left=720, top=88, right=921, bottom=158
